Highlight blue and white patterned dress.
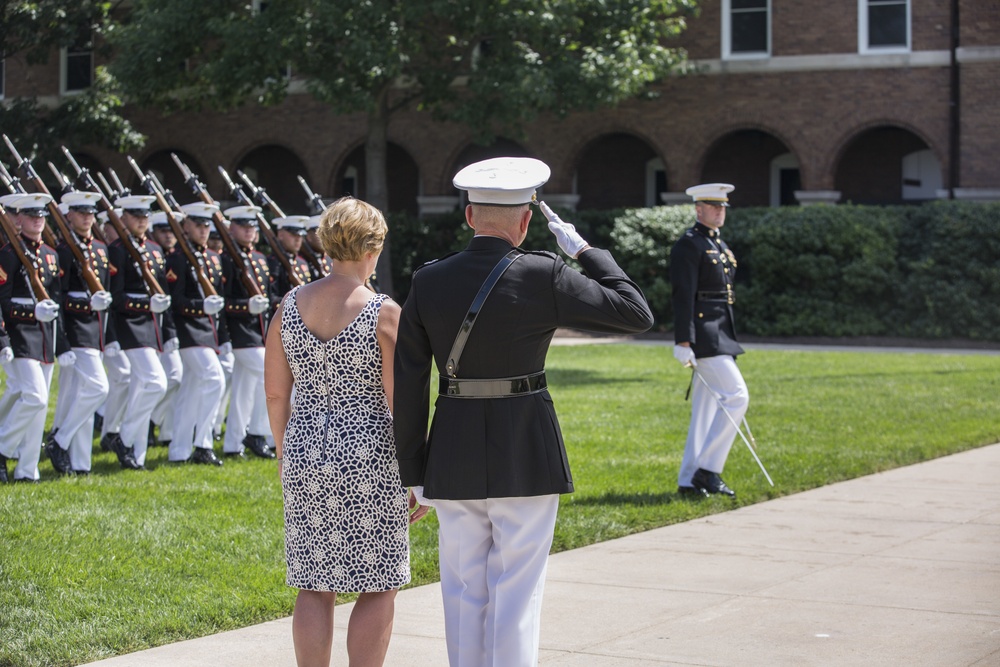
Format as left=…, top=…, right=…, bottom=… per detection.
left=279, top=287, right=410, bottom=592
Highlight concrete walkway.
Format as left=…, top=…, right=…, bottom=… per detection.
left=84, top=443, right=1000, bottom=666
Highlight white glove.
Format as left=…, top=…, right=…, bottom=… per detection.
left=673, top=344, right=697, bottom=368
left=89, top=290, right=113, bottom=311
left=34, top=299, right=60, bottom=323
left=58, top=351, right=77, bottom=367
left=540, top=201, right=589, bottom=259
left=162, top=337, right=180, bottom=353
left=248, top=294, right=270, bottom=315
left=150, top=294, right=172, bottom=314
left=203, top=295, right=225, bottom=316
left=103, top=341, right=121, bottom=358
left=0, top=347, right=13, bottom=365
left=218, top=341, right=233, bottom=356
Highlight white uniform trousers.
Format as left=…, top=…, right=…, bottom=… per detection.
left=0, top=361, right=21, bottom=422
left=120, top=347, right=167, bottom=466
left=434, top=494, right=559, bottom=667
left=678, top=354, right=749, bottom=487
left=53, top=349, right=109, bottom=472
left=223, top=347, right=269, bottom=453
left=151, top=348, right=183, bottom=441
left=169, top=347, right=225, bottom=461
left=101, top=352, right=132, bottom=435
left=213, top=348, right=235, bottom=437
left=0, top=358, right=55, bottom=480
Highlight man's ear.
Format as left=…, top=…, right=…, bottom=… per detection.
left=465, top=204, right=476, bottom=230
left=519, top=207, right=531, bottom=235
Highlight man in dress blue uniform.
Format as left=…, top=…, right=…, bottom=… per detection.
left=0, top=193, right=73, bottom=482
left=267, top=216, right=312, bottom=311
left=107, top=194, right=171, bottom=470
left=670, top=183, right=748, bottom=498
left=149, top=211, right=184, bottom=448
left=304, top=213, right=334, bottom=281
left=165, top=202, right=228, bottom=465
left=47, top=191, right=113, bottom=474
left=219, top=205, right=274, bottom=459
left=394, top=157, right=653, bottom=666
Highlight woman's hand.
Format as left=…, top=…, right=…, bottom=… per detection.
left=408, top=488, right=430, bottom=524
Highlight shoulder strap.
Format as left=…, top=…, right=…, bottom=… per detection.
left=445, top=249, right=522, bottom=378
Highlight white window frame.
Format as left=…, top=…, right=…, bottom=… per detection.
left=645, top=158, right=667, bottom=208
left=859, top=0, right=911, bottom=54
left=769, top=153, right=801, bottom=207
left=60, top=43, right=94, bottom=95
left=722, top=0, right=771, bottom=60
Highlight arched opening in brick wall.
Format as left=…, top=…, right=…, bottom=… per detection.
left=835, top=126, right=940, bottom=204
left=449, top=139, right=533, bottom=205
left=335, top=143, right=420, bottom=216
left=137, top=150, right=203, bottom=203
left=701, top=130, right=797, bottom=207
left=237, top=145, right=311, bottom=215
left=574, top=133, right=660, bottom=210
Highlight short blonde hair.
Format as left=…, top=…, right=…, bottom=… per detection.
left=317, top=197, right=387, bottom=261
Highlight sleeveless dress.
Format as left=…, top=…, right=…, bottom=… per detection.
left=279, top=287, right=410, bottom=592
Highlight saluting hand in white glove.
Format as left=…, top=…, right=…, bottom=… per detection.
left=673, top=344, right=697, bottom=368
left=540, top=201, right=590, bottom=259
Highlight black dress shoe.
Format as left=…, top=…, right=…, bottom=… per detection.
left=191, top=448, right=223, bottom=466
left=148, top=421, right=157, bottom=448
left=692, top=468, right=736, bottom=497
left=13, top=477, right=40, bottom=484
left=0, top=454, right=8, bottom=483
left=120, top=446, right=145, bottom=470
left=243, top=434, right=276, bottom=459
left=224, top=451, right=247, bottom=460
left=45, top=436, right=71, bottom=474
left=100, top=432, right=123, bottom=454
left=93, top=412, right=103, bottom=437
left=677, top=485, right=709, bottom=498
left=70, top=469, right=90, bottom=476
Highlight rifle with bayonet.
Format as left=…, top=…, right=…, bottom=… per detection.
left=217, top=166, right=302, bottom=288
left=0, top=201, right=51, bottom=302
left=128, top=156, right=218, bottom=298
left=238, top=169, right=324, bottom=280
left=296, top=175, right=331, bottom=278
left=61, top=146, right=166, bottom=296
left=168, top=155, right=264, bottom=299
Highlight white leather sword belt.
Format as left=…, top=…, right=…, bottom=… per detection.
left=439, top=371, right=547, bottom=399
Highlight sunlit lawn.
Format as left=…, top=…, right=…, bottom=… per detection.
left=1, top=344, right=997, bottom=666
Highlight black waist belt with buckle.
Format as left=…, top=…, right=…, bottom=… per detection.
left=697, top=290, right=735, bottom=304
left=439, top=371, right=547, bottom=399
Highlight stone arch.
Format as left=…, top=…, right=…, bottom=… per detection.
left=832, top=124, right=941, bottom=204
left=572, top=132, right=662, bottom=210
left=698, top=128, right=801, bottom=207
left=331, top=142, right=421, bottom=216
left=234, top=144, right=312, bottom=215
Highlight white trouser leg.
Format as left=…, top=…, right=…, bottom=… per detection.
left=54, top=349, right=108, bottom=472
left=0, top=364, right=21, bottom=422
left=120, top=347, right=167, bottom=466
left=151, top=349, right=183, bottom=441
left=215, top=349, right=235, bottom=434
left=171, top=347, right=225, bottom=461
left=102, top=352, right=132, bottom=435
left=247, top=377, right=271, bottom=438
left=678, top=355, right=749, bottom=486
left=0, top=359, right=54, bottom=480
left=223, top=347, right=265, bottom=453
left=435, top=494, right=559, bottom=667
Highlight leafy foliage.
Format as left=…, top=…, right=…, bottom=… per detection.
left=0, top=0, right=110, bottom=64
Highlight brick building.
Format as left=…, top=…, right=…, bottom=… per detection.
left=2, top=0, right=998, bottom=215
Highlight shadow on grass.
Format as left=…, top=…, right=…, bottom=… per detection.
left=569, top=490, right=675, bottom=506
left=547, top=368, right=658, bottom=387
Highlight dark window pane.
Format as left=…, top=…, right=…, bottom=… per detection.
left=869, top=5, right=906, bottom=46
left=732, top=12, right=768, bottom=53
left=780, top=169, right=801, bottom=206
left=732, top=0, right=766, bottom=9
left=66, top=52, right=92, bottom=91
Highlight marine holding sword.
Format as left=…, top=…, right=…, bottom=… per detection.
left=393, top=157, right=653, bottom=666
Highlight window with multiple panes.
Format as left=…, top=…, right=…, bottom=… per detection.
left=61, top=31, right=94, bottom=94
left=724, top=0, right=770, bottom=58
left=860, top=0, right=910, bottom=52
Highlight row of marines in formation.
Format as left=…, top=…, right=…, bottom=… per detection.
left=0, top=186, right=336, bottom=483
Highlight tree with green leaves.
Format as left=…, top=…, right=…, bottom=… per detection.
left=1, top=1, right=144, bottom=167
left=110, top=0, right=696, bottom=292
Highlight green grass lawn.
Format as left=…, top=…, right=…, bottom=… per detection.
left=1, top=344, right=998, bottom=667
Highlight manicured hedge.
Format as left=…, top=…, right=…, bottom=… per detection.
left=387, top=201, right=1000, bottom=341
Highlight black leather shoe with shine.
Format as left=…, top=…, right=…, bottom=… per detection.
left=191, top=448, right=224, bottom=466
left=692, top=468, right=736, bottom=497
left=243, top=434, right=276, bottom=459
